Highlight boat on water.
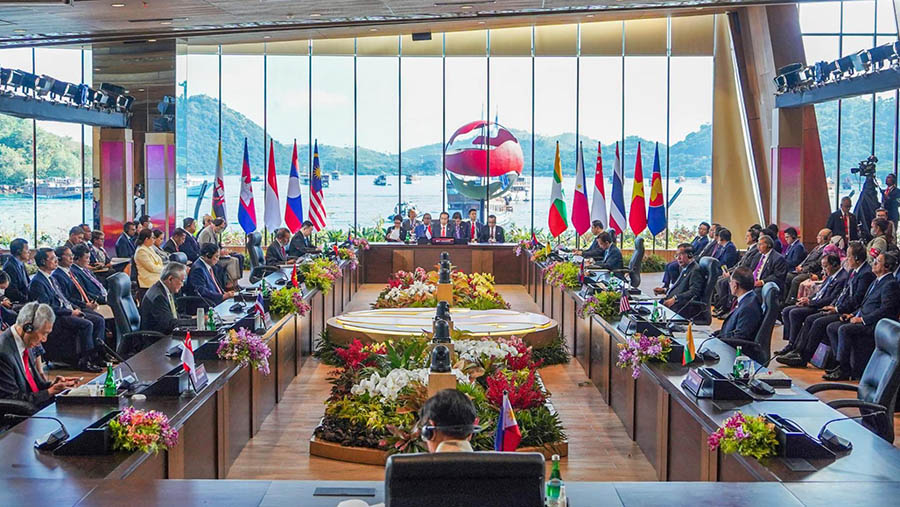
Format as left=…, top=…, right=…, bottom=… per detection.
left=251, top=175, right=262, bottom=183
left=404, top=174, right=420, bottom=184
left=24, top=177, right=83, bottom=199
left=676, top=175, right=686, bottom=183
left=321, top=173, right=330, bottom=188
left=374, top=174, right=388, bottom=186
left=510, top=180, right=530, bottom=202
left=700, top=174, right=708, bottom=184
left=331, top=171, right=341, bottom=181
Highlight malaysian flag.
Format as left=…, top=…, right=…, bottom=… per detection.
left=254, top=292, right=266, bottom=316
left=619, top=287, right=631, bottom=313
left=309, top=140, right=327, bottom=231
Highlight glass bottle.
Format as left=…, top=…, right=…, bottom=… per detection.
left=546, top=454, right=563, bottom=504
left=103, top=362, right=117, bottom=397
left=651, top=300, right=659, bottom=322
left=733, top=346, right=751, bottom=379
left=207, top=308, right=216, bottom=331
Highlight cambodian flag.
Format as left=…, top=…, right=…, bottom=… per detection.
left=571, top=141, right=591, bottom=236
left=494, top=390, right=521, bottom=451
left=647, top=143, right=667, bottom=236
left=284, top=139, right=304, bottom=234
left=237, top=138, right=258, bottom=234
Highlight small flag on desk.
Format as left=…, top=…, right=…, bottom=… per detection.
left=332, top=244, right=339, bottom=256
left=181, top=331, right=194, bottom=375
left=579, top=259, right=585, bottom=285
left=619, top=287, right=631, bottom=313
left=494, top=390, right=521, bottom=451
left=531, top=232, right=539, bottom=248
left=254, top=292, right=266, bottom=316
left=683, top=322, right=696, bottom=365
left=291, top=262, right=299, bottom=289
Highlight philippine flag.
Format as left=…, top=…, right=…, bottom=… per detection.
left=284, top=139, right=304, bottom=234
left=571, top=141, right=591, bottom=236
left=493, top=390, right=521, bottom=451
left=237, top=138, right=258, bottom=234
left=264, top=139, right=282, bottom=231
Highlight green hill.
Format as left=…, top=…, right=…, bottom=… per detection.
left=0, top=114, right=89, bottom=186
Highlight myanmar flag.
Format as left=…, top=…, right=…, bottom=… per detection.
left=683, top=322, right=696, bottom=365
left=629, top=142, right=647, bottom=236
left=548, top=141, right=568, bottom=237
left=647, top=143, right=667, bottom=236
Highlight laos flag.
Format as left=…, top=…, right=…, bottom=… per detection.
left=237, top=138, right=258, bottom=234
left=647, top=143, right=667, bottom=236
left=285, top=139, right=304, bottom=233
left=493, top=390, right=521, bottom=451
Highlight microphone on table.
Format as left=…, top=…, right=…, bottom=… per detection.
left=817, top=410, right=886, bottom=453
left=745, top=356, right=778, bottom=395
left=96, top=340, right=145, bottom=391
left=4, top=414, right=70, bottom=450
left=694, top=335, right=719, bottom=362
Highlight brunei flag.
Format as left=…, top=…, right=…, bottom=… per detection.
left=683, top=322, right=696, bottom=365
left=548, top=142, right=568, bottom=237
left=629, top=142, right=647, bottom=236
left=647, top=143, right=667, bottom=236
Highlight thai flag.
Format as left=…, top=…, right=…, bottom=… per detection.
left=609, top=142, right=627, bottom=235
left=309, top=140, right=327, bottom=232
left=493, top=390, right=521, bottom=451
left=237, top=138, right=258, bottom=234
left=253, top=293, right=265, bottom=316
left=619, top=287, right=631, bottom=313
left=284, top=139, right=304, bottom=234
left=181, top=331, right=194, bottom=374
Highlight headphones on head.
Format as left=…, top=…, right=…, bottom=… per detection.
left=420, top=423, right=481, bottom=441
left=22, top=304, right=36, bottom=333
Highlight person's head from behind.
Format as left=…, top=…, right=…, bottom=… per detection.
left=729, top=267, right=754, bottom=297
left=16, top=302, right=55, bottom=348
left=301, top=220, right=314, bottom=237
left=419, top=389, right=477, bottom=453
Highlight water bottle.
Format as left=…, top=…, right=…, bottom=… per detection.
left=733, top=346, right=751, bottom=379
left=545, top=454, right=563, bottom=505
left=103, top=362, right=117, bottom=397
left=196, top=307, right=205, bottom=329
left=207, top=308, right=216, bottom=331
left=651, top=300, right=660, bottom=322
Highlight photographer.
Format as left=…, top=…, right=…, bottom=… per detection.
left=883, top=173, right=900, bottom=227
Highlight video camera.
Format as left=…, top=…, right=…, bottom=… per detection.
left=851, top=155, right=878, bottom=178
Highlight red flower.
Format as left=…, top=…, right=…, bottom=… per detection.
left=485, top=369, right=546, bottom=410
left=335, top=339, right=380, bottom=370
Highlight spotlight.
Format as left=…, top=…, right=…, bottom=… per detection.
left=157, top=95, right=175, bottom=115
left=867, top=43, right=895, bottom=70
left=116, top=94, right=134, bottom=112
left=812, top=60, right=836, bottom=86
left=49, top=78, right=73, bottom=100
left=849, top=49, right=871, bottom=73
left=774, top=63, right=807, bottom=94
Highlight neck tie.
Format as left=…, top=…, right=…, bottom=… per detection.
left=844, top=215, right=850, bottom=236
left=81, top=267, right=106, bottom=296
left=712, top=244, right=719, bottom=256
left=442, top=225, right=446, bottom=237
left=68, top=270, right=89, bottom=303
left=49, top=276, right=72, bottom=310
left=471, top=223, right=475, bottom=238
left=22, top=349, right=37, bottom=393
left=427, top=225, right=431, bottom=237
left=753, top=254, right=766, bottom=280
left=281, top=244, right=286, bottom=258
left=168, top=291, right=178, bottom=318
left=208, top=265, right=223, bottom=294
left=731, top=297, right=739, bottom=311
left=455, top=227, right=460, bottom=239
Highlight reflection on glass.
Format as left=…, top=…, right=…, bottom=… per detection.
left=359, top=56, right=399, bottom=233
left=444, top=57, right=488, bottom=224
left=180, top=52, right=219, bottom=232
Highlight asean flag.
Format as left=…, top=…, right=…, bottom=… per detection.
left=647, top=143, right=667, bottom=236
left=284, top=140, right=304, bottom=233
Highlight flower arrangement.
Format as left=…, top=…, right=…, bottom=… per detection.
left=708, top=412, right=778, bottom=461
left=531, top=243, right=552, bottom=263
left=108, top=407, right=178, bottom=455
left=578, top=291, right=622, bottom=322
left=217, top=327, right=273, bottom=375
left=543, top=261, right=582, bottom=290
left=387, top=267, right=429, bottom=289
left=299, top=257, right=341, bottom=294
left=351, top=237, right=370, bottom=250
left=616, top=334, right=672, bottom=379
left=336, top=247, right=359, bottom=270
left=514, top=239, right=532, bottom=257
left=268, top=287, right=311, bottom=317
left=372, top=281, right=437, bottom=308
left=314, top=332, right=566, bottom=454
left=373, top=269, right=507, bottom=310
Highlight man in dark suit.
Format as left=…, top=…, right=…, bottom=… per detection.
left=713, top=227, right=760, bottom=317
left=784, top=228, right=831, bottom=304
left=593, top=231, right=623, bottom=271
left=181, top=218, right=202, bottom=262
left=656, top=243, right=706, bottom=319
left=825, top=196, right=859, bottom=242
left=401, top=208, right=422, bottom=238
left=435, top=212, right=456, bottom=240
left=451, top=212, right=468, bottom=244
left=266, top=228, right=292, bottom=266
left=778, top=242, right=874, bottom=370
left=777, top=253, right=846, bottom=365
left=782, top=227, right=807, bottom=271
left=288, top=221, right=321, bottom=257
left=464, top=208, right=483, bottom=244
left=576, top=220, right=606, bottom=262
left=710, top=227, right=739, bottom=269
left=71, top=245, right=107, bottom=305
left=185, top=243, right=236, bottom=305
left=163, top=228, right=187, bottom=256
left=0, top=303, right=79, bottom=409
left=28, top=248, right=103, bottom=373
left=63, top=226, right=85, bottom=251
left=713, top=267, right=764, bottom=346
left=3, top=238, right=31, bottom=304
left=140, top=262, right=187, bottom=338
left=385, top=215, right=408, bottom=243
left=414, top=214, right=435, bottom=243
left=883, top=173, right=900, bottom=226
left=662, top=222, right=710, bottom=288
left=51, top=247, right=108, bottom=349
left=0, top=272, right=17, bottom=328
left=115, top=221, right=137, bottom=258
left=698, top=223, right=719, bottom=258
left=478, top=214, right=505, bottom=244
left=751, top=235, right=789, bottom=295
left=825, top=252, right=900, bottom=380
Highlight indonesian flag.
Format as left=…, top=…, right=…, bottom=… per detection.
left=237, top=138, right=258, bottom=234
left=609, top=142, right=627, bottom=235
left=264, top=139, right=282, bottom=231
left=571, top=142, right=590, bottom=236
left=629, top=142, right=647, bottom=236
left=181, top=331, right=195, bottom=374
left=493, top=390, right=521, bottom=451
left=590, top=142, right=607, bottom=229
left=284, top=140, right=304, bottom=234
left=548, top=142, right=568, bottom=237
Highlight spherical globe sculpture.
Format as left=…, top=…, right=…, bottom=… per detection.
left=444, top=120, right=524, bottom=201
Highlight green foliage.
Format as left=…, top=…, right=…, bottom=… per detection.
left=325, top=396, right=416, bottom=432
left=268, top=286, right=301, bottom=317
left=516, top=405, right=568, bottom=449
left=299, top=257, right=340, bottom=294
left=531, top=332, right=570, bottom=366
left=0, top=114, right=90, bottom=186
left=622, top=252, right=667, bottom=273
left=313, top=330, right=343, bottom=366
left=543, top=261, right=582, bottom=290
left=380, top=338, right=430, bottom=371
left=579, top=291, right=622, bottom=322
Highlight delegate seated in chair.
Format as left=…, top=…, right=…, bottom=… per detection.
left=712, top=267, right=763, bottom=348
left=140, top=262, right=188, bottom=337
left=653, top=243, right=705, bottom=319
left=185, top=243, right=235, bottom=306
left=591, top=231, right=623, bottom=271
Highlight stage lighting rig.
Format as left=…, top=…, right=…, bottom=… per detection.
left=849, top=49, right=871, bottom=73
left=867, top=43, right=897, bottom=71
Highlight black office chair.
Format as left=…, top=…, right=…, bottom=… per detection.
left=718, top=282, right=780, bottom=364
left=807, top=319, right=900, bottom=443
left=0, top=399, right=36, bottom=432
left=614, top=236, right=644, bottom=288
left=168, top=251, right=188, bottom=265
left=246, top=232, right=278, bottom=284
left=385, top=452, right=545, bottom=507
left=107, top=272, right=165, bottom=356
left=689, top=256, right=721, bottom=326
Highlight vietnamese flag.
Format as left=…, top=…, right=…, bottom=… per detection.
left=548, top=142, right=568, bottom=237
left=291, top=262, right=299, bottom=288
left=629, top=142, right=647, bottom=236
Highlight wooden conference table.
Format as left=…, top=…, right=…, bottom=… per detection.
left=0, top=257, right=360, bottom=480
left=363, top=242, right=524, bottom=284
left=525, top=255, right=900, bottom=483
